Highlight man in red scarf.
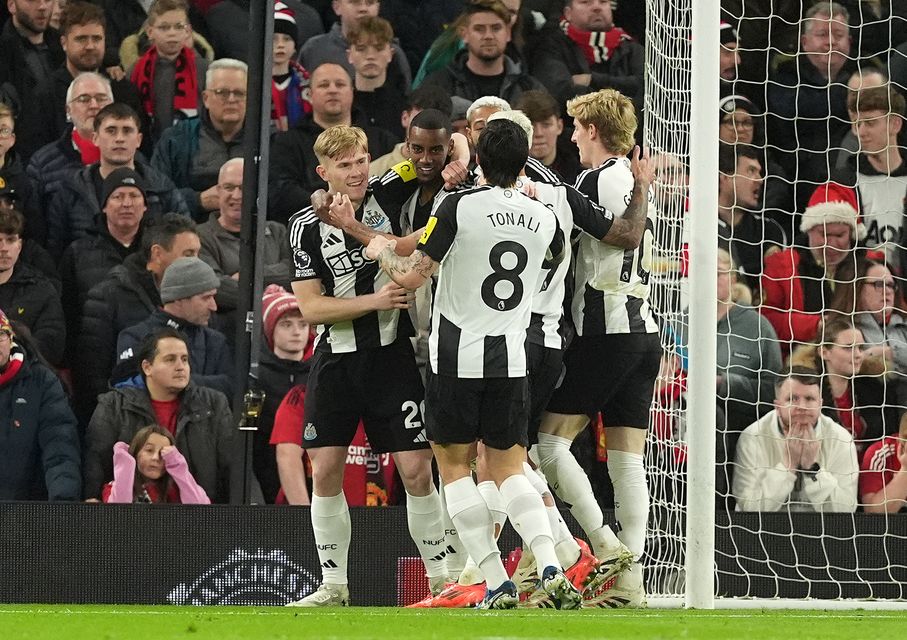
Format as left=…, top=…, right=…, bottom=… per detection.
left=526, top=0, right=644, bottom=113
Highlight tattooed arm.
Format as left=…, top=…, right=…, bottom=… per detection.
left=366, top=237, right=438, bottom=290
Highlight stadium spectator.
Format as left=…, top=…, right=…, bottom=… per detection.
left=837, top=85, right=907, bottom=272
left=0, top=174, right=56, bottom=286
left=25, top=72, right=111, bottom=234
left=267, top=62, right=397, bottom=224
left=0, top=0, right=65, bottom=161
left=298, top=0, right=411, bottom=92
left=716, top=144, right=785, bottom=285
left=860, top=411, right=907, bottom=513
left=46, top=102, right=189, bottom=256
left=732, top=366, right=859, bottom=513
left=718, top=94, right=796, bottom=241
left=254, top=284, right=313, bottom=503
left=84, top=327, right=235, bottom=502
left=513, top=89, right=582, bottom=185
left=827, top=257, right=907, bottom=409
left=379, top=0, right=465, bottom=72
left=766, top=2, right=860, bottom=211
left=368, top=85, right=453, bottom=178
left=0, top=310, right=80, bottom=501
left=833, top=67, right=889, bottom=170
left=0, top=209, right=65, bottom=366
left=0, top=103, right=39, bottom=244
left=348, top=17, right=409, bottom=139
left=59, top=167, right=148, bottom=364
left=150, top=58, right=247, bottom=221
left=114, top=256, right=232, bottom=398
left=128, top=0, right=209, bottom=145
left=103, top=425, right=210, bottom=504
left=270, top=2, right=312, bottom=132
left=286, top=125, right=447, bottom=607
left=206, top=0, right=322, bottom=62
left=719, top=21, right=741, bottom=87
left=420, top=0, right=543, bottom=105
left=197, top=158, right=291, bottom=336
left=791, top=316, right=898, bottom=457
left=75, top=213, right=200, bottom=423
left=760, top=182, right=864, bottom=355
left=526, top=0, right=644, bottom=112
left=117, top=7, right=215, bottom=72
left=29, top=2, right=145, bottom=153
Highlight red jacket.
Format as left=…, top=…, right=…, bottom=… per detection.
left=760, top=247, right=822, bottom=351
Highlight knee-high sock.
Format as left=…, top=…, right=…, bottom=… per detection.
left=407, top=490, right=448, bottom=579
left=536, top=432, right=612, bottom=556
left=498, top=474, right=559, bottom=574
left=608, top=450, right=649, bottom=559
left=311, top=492, right=351, bottom=585
left=522, top=461, right=579, bottom=567
left=437, top=482, right=466, bottom=576
left=444, top=477, right=509, bottom=589
left=477, top=480, right=508, bottom=536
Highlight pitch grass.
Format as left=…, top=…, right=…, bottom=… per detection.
left=0, top=606, right=904, bottom=640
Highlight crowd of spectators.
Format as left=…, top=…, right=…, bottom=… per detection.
left=0, top=0, right=905, bottom=515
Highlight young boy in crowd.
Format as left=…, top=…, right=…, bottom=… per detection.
left=271, top=2, right=311, bottom=132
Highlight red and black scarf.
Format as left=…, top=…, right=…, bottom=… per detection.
left=71, top=128, right=100, bottom=165
left=130, top=45, right=199, bottom=120
left=0, top=341, right=24, bottom=389
left=560, top=17, right=632, bottom=65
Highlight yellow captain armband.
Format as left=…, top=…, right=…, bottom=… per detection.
left=391, top=160, right=417, bottom=182
left=419, top=217, right=438, bottom=245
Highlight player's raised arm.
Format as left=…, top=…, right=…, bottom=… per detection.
left=598, top=146, right=653, bottom=249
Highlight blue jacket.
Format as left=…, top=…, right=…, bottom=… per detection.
left=0, top=346, right=81, bottom=500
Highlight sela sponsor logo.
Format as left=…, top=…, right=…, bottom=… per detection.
left=166, top=549, right=320, bottom=606
left=325, top=245, right=372, bottom=277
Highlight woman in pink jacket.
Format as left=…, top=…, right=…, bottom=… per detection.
left=102, top=425, right=210, bottom=504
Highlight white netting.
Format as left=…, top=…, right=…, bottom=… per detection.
left=643, top=0, right=907, bottom=603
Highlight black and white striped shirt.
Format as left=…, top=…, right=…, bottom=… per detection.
left=572, top=156, right=659, bottom=336
left=288, top=165, right=420, bottom=353
left=419, top=184, right=564, bottom=378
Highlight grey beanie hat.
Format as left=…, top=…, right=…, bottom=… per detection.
left=160, top=257, right=220, bottom=304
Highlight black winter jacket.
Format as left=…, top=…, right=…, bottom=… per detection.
left=421, top=49, right=545, bottom=105
left=25, top=127, right=82, bottom=232
left=254, top=347, right=310, bottom=503
left=46, top=161, right=189, bottom=257
left=84, top=384, right=234, bottom=502
left=115, top=309, right=234, bottom=399
left=0, top=262, right=66, bottom=366
left=76, top=253, right=161, bottom=420
left=0, top=344, right=81, bottom=500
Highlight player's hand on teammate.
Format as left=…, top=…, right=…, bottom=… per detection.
left=372, top=282, right=413, bottom=310
left=365, top=235, right=396, bottom=260
left=519, top=178, right=538, bottom=199
left=442, top=159, right=469, bottom=190
left=631, top=145, right=655, bottom=187
left=311, top=189, right=333, bottom=224
left=328, top=193, right=357, bottom=227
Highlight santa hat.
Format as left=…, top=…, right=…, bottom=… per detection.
left=800, top=182, right=865, bottom=240
left=720, top=21, right=738, bottom=45
left=274, top=2, right=297, bottom=46
left=262, top=284, right=301, bottom=350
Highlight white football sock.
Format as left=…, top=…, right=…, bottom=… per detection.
left=536, top=432, right=609, bottom=553
left=477, top=480, right=508, bottom=537
left=498, top=474, right=559, bottom=573
left=406, top=490, right=449, bottom=579
left=444, top=477, right=509, bottom=589
left=608, top=450, right=649, bottom=559
left=311, top=492, right=351, bottom=585
left=457, top=556, right=484, bottom=586
left=521, top=461, right=579, bottom=567
left=437, top=482, right=466, bottom=577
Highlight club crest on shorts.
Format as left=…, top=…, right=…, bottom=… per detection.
left=304, top=423, right=317, bottom=440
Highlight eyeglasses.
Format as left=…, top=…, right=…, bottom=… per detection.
left=153, top=22, right=187, bottom=33
left=70, top=93, right=112, bottom=106
left=0, top=127, right=13, bottom=139
left=868, top=280, right=898, bottom=291
left=210, top=88, right=247, bottom=102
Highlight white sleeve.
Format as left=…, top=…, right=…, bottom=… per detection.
left=803, top=427, right=859, bottom=513
left=596, top=159, right=635, bottom=218
left=732, top=428, right=798, bottom=512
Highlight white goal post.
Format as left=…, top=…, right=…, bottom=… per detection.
left=643, top=0, right=907, bottom=609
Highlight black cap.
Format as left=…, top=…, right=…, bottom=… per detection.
left=101, top=167, right=146, bottom=207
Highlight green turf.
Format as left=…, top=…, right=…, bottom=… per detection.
left=0, top=606, right=904, bottom=640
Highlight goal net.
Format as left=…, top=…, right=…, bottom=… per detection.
left=643, top=0, right=907, bottom=605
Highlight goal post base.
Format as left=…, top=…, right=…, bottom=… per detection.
left=648, top=597, right=907, bottom=611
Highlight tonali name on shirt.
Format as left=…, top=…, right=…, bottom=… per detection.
left=486, top=210, right=542, bottom=233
